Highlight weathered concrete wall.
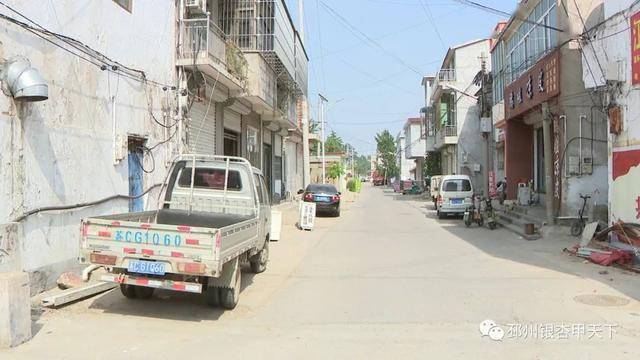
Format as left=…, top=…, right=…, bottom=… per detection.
left=0, top=1, right=178, bottom=292
left=0, top=272, right=31, bottom=348
left=581, top=1, right=640, bottom=223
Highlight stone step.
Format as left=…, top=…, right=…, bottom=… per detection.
left=498, top=211, right=544, bottom=227
left=496, top=220, right=542, bottom=241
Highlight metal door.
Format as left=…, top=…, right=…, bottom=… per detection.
left=128, top=149, right=144, bottom=212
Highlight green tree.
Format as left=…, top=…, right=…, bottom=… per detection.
left=328, top=162, right=345, bottom=180
left=354, top=155, right=371, bottom=177
left=424, top=151, right=442, bottom=177
left=325, top=131, right=345, bottom=153
left=375, top=130, right=398, bottom=182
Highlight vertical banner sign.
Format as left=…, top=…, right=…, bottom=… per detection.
left=553, top=118, right=563, bottom=214
left=631, top=11, right=640, bottom=85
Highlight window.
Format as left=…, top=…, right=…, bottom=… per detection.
left=254, top=174, right=265, bottom=203
left=442, top=179, right=472, bottom=192
left=505, top=0, right=558, bottom=85
left=246, top=126, right=260, bottom=167
left=178, top=168, right=242, bottom=191
left=113, top=0, right=132, bottom=12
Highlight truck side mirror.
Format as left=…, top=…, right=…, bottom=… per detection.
left=297, top=189, right=304, bottom=195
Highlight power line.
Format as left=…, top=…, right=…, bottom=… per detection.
left=450, top=0, right=564, bottom=33
left=320, top=1, right=423, bottom=76
left=418, top=0, right=447, bottom=50
left=0, top=2, right=174, bottom=89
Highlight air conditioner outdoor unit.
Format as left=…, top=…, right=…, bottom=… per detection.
left=186, top=0, right=207, bottom=14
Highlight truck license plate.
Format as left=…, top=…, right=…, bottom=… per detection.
left=450, top=199, right=463, bottom=205
left=128, top=260, right=165, bottom=275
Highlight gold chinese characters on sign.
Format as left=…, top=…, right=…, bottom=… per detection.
left=504, top=50, right=560, bottom=120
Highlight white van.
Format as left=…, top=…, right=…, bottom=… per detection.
left=436, top=175, right=474, bottom=219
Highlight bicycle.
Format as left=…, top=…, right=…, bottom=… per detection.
left=570, top=194, right=591, bottom=237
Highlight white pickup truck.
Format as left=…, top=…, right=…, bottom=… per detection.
left=79, top=155, right=271, bottom=309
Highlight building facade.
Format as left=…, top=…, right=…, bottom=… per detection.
left=580, top=1, right=640, bottom=223
left=425, top=39, right=491, bottom=190
left=0, top=0, right=179, bottom=292
left=403, top=117, right=426, bottom=182
left=396, top=132, right=411, bottom=181
left=0, top=0, right=309, bottom=293
left=491, top=0, right=607, bottom=220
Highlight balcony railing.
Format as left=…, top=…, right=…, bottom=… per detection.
left=178, top=16, right=247, bottom=83
left=444, top=124, right=457, bottom=137
left=221, top=0, right=307, bottom=94
left=179, top=17, right=227, bottom=66
left=438, top=69, right=456, bottom=82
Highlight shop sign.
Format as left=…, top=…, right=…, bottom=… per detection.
left=631, top=11, right=640, bottom=85
left=504, top=50, right=560, bottom=120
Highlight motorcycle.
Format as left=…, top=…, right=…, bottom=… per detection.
left=483, top=196, right=498, bottom=230
left=464, top=194, right=484, bottom=227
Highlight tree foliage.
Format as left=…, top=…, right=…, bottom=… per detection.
left=424, top=151, right=442, bottom=177
left=325, top=131, right=345, bottom=153
left=375, top=130, right=398, bottom=180
left=354, top=155, right=371, bottom=177
left=328, top=162, right=345, bottom=180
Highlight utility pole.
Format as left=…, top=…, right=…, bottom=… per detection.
left=319, top=94, right=328, bottom=184
left=542, top=102, right=554, bottom=224
left=298, top=0, right=310, bottom=187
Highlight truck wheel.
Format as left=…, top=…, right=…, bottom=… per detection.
left=134, top=286, right=154, bottom=299
left=120, top=284, right=137, bottom=299
left=250, top=241, right=269, bottom=274
left=204, top=286, right=220, bottom=307
left=220, top=268, right=241, bottom=310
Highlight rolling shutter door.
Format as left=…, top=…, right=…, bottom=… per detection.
left=224, top=109, right=242, bottom=133
left=188, top=101, right=217, bottom=155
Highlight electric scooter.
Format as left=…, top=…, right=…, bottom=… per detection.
left=464, top=194, right=484, bottom=227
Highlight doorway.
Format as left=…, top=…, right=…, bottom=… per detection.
left=223, top=128, right=240, bottom=156
left=263, top=143, right=272, bottom=198
left=127, top=136, right=146, bottom=212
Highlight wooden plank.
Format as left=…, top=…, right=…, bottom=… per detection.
left=41, top=282, right=116, bottom=308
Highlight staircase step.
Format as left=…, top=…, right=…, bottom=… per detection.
left=496, top=220, right=542, bottom=241
left=498, top=212, right=543, bottom=227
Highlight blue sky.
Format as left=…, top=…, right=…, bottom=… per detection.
left=285, top=0, right=517, bottom=155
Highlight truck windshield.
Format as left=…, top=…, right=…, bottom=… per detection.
left=178, top=168, right=242, bottom=191
left=442, top=179, right=471, bottom=192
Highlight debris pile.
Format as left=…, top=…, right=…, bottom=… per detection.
left=565, top=221, right=640, bottom=271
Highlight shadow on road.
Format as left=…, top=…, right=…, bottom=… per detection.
left=431, top=207, right=640, bottom=302
left=87, top=265, right=258, bottom=321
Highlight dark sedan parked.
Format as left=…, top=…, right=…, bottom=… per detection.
left=300, top=183, right=341, bottom=217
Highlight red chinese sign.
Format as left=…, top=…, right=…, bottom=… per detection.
left=631, top=11, right=640, bottom=85
left=504, top=50, right=560, bottom=120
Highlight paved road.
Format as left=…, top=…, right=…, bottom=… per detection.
left=4, top=185, right=640, bottom=359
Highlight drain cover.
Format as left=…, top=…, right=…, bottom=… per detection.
left=574, top=294, right=630, bottom=307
